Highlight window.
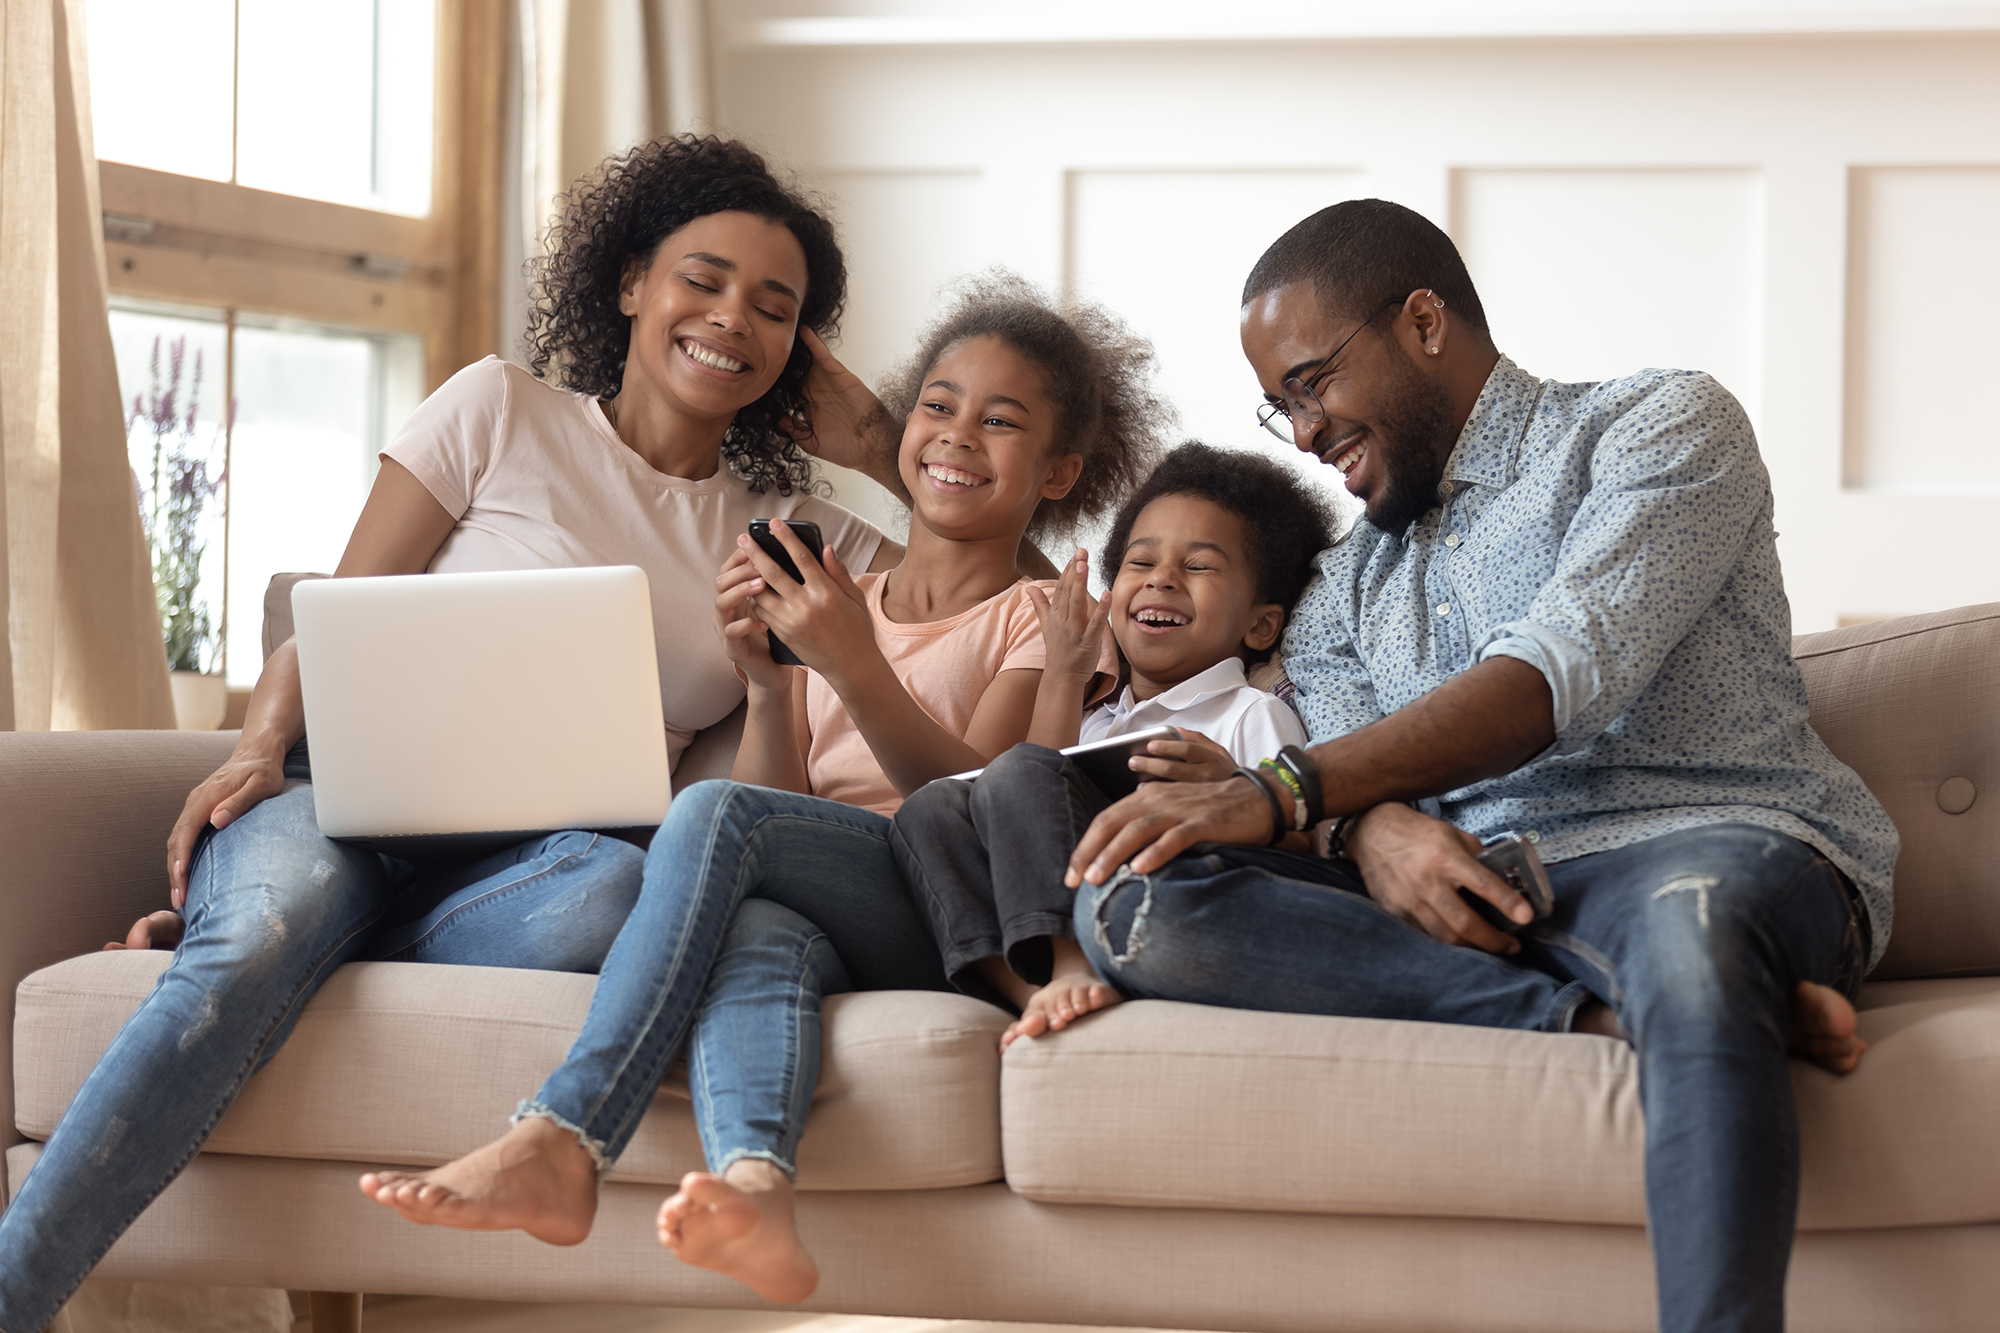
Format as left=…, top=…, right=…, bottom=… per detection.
left=88, top=1, right=500, bottom=698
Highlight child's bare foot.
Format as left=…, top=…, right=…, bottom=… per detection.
left=1002, top=939, right=1119, bottom=1049
left=356, top=1115, right=598, bottom=1246
left=1570, top=983, right=1866, bottom=1075
left=102, top=910, right=184, bottom=951
left=1789, top=980, right=1867, bottom=1074
left=657, top=1160, right=818, bottom=1303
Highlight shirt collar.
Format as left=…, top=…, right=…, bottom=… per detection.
left=1441, top=354, right=1544, bottom=494
left=1114, top=657, right=1251, bottom=716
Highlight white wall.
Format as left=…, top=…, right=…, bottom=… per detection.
left=710, top=5, right=2000, bottom=631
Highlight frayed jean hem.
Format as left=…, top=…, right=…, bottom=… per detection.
left=711, top=1147, right=797, bottom=1181
left=512, top=1100, right=615, bottom=1176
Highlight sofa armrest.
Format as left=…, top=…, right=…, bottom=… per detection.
left=0, top=731, right=238, bottom=1165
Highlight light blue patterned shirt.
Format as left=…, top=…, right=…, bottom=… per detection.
left=1284, top=356, right=1898, bottom=965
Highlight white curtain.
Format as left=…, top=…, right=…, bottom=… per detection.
left=498, top=0, right=714, bottom=360
left=0, top=0, right=175, bottom=730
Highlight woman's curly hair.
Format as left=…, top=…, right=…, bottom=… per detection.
left=877, top=271, right=1173, bottom=543
left=525, top=135, right=844, bottom=495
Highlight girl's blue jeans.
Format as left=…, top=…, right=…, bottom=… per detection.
left=518, top=781, right=950, bottom=1179
left=0, top=778, right=645, bottom=1333
left=1075, top=821, right=1869, bottom=1333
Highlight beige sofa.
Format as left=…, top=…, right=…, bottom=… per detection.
left=5, top=602, right=1999, bottom=1333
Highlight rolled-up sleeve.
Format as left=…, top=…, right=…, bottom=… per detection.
left=1471, top=375, right=1764, bottom=754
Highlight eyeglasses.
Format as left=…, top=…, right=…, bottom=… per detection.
left=1254, top=296, right=1403, bottom=445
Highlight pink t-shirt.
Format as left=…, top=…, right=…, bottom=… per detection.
left=384, top=357, right=884, bottom=769
left=804, top=572, right=1119, bottom=816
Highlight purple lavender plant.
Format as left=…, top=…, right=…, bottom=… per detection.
left=130, top=335, right=228, bottom=674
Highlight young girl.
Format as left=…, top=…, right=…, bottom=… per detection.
left=893, top=442, right=1338, bottom=1046
left=357, top=273, right=1168, bottom=1303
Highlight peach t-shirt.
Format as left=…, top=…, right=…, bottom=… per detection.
left=804, top=572, right=1119, bottom=816
left=384, top=357, right=884, bottom=769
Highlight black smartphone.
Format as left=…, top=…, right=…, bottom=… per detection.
left=1463, top=833, right=1556, bottom=935
left=747, top=519, right=825, bottom=667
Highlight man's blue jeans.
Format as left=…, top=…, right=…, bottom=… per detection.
left=517, top=781, right=950, bottom=1180
left=1075, top=822, right=1867, bottom=1333
left=0, top=780, right=644, bottom=1333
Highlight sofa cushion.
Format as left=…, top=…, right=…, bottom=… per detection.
left=15, top=951, right=1007, bottom=1190
left=999, top=979, right=2000, bottom=1230
left=1793, top=602, right=2000, bottom=980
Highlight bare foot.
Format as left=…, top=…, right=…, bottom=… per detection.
left=1570, top=983, right=1867, bottom=1076
left=356, top=1116, right=598, bottom=1246
left=657, top=1161, right=818, bottom=1303
left=1001, top=939, right=1120, bottom=1049
left=1790, top=980, right=1867, bottom=1075
left=102, top=910, right=184, bottom=952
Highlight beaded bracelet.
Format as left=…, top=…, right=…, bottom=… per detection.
left=1275, top=744, right=1325, bottom=828
left=1257, top=758, right=1309, bottom=831
left=1233, top=767, right=1288, bottom=845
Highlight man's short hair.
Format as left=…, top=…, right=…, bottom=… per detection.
left=1241, top=198, right=1489, bottom=332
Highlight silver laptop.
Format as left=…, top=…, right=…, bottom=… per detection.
left=292, top=566, right=670, bottom=857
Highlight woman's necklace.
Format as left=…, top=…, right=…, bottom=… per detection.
left=603, top=395, right=620, bottom=430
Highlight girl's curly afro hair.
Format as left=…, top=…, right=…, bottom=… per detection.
left=525, top=134, right=844, bottom=495
left=877, top=271, right=1173, bottom=544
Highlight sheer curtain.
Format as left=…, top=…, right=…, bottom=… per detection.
left=0, top=0, right=174, bottom=731
left=498, top=0, right=714, bottom=360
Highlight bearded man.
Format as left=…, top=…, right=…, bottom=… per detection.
left=1064, top=198, right=1898, bottom=1333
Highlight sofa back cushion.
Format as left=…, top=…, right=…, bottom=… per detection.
left=1794, top=602, right=2000, bottom=979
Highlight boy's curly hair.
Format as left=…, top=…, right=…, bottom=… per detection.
left=877, top=271, right=1172, bottom=543
left=1100, top=442, right=1341, bottom=663
left=525, top=134, right=844, bottom=496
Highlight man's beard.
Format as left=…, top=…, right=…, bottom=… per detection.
left=1358, top=358, right=1457, bottom=536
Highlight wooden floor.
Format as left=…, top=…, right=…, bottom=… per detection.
left=343, top=1301, right=1177, bottom=1333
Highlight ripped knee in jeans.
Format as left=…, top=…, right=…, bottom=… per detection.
left=1089, top=865, right=1155, bottom=965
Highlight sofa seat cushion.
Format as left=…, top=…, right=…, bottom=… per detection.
left=1000, top=978, right=2000, bottom=1231
left=15, top=951, right=1008, bottom=1190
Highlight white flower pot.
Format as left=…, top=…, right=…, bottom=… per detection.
left=168, top=670, right=228, bottom=730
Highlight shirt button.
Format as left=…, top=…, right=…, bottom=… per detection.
left=1525, top=830, right=1541, bottom=843
left=1436, top=602, right=1451, bottom=617
left=1444, top=533, right=1461, bottom=549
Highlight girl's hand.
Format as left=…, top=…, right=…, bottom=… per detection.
left=714, top=548, right=794, bottom=693
left=737, top=519, right=880, bottom=683
left=782, top=328, right=900, bottom=486
left=1127, top=729, right=1237, bottom=785
left=1025, top=548, right=1110, bottom=690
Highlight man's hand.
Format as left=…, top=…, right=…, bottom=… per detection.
left=1345, top=802, right=1533, bottom=956
left=1126, top=730, right=1236, bottom=785
left=1065, top=772, right=1276, bottom=887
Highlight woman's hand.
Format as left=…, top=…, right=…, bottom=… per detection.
left=1127, top=729, right=1236, bottom=785
left=784, top=328, right=900, bottom=488
left=714, top=548, right=796, bottom=694
left=1025, top=548, right=1110, bottom=693
left=737, top=519, right=880, bottom=685
left=165, top=748, right=290, bottom=907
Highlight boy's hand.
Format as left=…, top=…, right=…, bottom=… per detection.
left=714, top=548, right=794, bottom=693
left=1025, top=548, right=1109, bottom=687
left=737, top=519, right=879, bottom=684
left=1126, top=729, right=1235, bottom=785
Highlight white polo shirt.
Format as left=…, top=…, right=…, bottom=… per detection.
left=1079, top=658, right=1308, bottom=766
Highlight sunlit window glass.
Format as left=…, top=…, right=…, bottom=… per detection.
left=86, top=0, right=436, bottom=217
left=86, top=0, right=235, bottom=182
left=227, top=319, right=425, bottom=685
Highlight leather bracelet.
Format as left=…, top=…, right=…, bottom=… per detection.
left=1320, top=811, right=1363, bottom=861
left=1234, top=767, right=1288, bottom=846
left=1276, top=744, right=1325, bottom=828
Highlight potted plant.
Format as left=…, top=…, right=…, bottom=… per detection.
left=131, top=335, right=229, bottom=729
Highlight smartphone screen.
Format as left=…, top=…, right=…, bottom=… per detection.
left=746, top=520, right=825, bottom=666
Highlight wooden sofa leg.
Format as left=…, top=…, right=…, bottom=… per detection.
left=308, top=1291, right=363, bottom=1333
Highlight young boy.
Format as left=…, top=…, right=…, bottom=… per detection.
left=890, top=441, right=1338, bottom=1045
